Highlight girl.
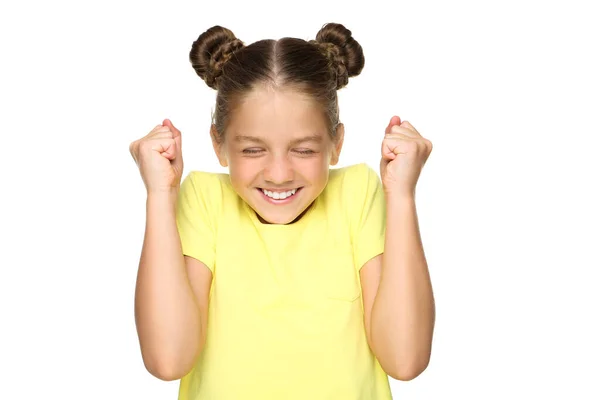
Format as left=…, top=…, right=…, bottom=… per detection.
left=129, top=22, right=435, bottom=400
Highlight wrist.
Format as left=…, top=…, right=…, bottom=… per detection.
left=147, top=187, right=180, bottom=208
left=147, top=185, right=180, bottom=197
left=384, top=190, right=415, bottom=204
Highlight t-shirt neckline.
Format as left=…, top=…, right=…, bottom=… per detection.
left=243, top=196, right=319, bottom=230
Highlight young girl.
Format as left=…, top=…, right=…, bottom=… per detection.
left=130, top=22, right=435, bottom=400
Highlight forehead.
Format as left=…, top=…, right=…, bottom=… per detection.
left=227, top=86, right=329, bottom=143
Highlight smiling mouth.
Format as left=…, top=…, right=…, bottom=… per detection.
left=257, top=187, right=303, bottom=201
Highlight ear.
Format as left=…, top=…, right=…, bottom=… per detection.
left=329, top=123, right=345, bottom=166
left=210, top=124, right=228, bottom=167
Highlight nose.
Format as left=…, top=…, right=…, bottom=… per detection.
left=263, top=153, right=294, bottom=185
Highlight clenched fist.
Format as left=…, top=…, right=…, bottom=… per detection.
left=129, top=119, right=184, bottom=194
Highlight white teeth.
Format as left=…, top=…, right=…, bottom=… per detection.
left=262, top=188, right=298, bottom=200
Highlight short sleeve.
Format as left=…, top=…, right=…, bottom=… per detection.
left=175, top=171, right=216, bottom=272
left=351, top=164, right=386, bottom=271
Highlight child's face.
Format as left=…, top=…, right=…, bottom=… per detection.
left=212, top=86, right=344, bottom=225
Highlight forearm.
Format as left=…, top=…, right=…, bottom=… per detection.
left=134, top=190, right=202, bottom=380
left=371, top=195, right=435, bottom=380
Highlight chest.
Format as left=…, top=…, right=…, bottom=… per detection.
left=212, top=223, right=361, bottom=306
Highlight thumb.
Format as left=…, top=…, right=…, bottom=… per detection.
left=162, top=118, right=181, bottom=138
left=163, top=118, right=182, bottom=150
left=385, top=115, right=402, bottom=134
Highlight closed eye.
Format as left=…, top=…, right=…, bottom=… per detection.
left=242, top=148, right=263, bottom=154
left=242, top=149, right=316, bottom=155
left=295, top=149, right=316, bottom=155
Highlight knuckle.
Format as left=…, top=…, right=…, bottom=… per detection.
left=391, top=126, right=410, bottom=135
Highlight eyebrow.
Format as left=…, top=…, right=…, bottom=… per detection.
left=234, top=134, right=323, bottom=145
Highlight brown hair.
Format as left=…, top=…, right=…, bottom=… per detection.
left=189, top=23, right=365, bottom=145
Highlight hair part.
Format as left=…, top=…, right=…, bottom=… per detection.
left=189, top=23, right=365, bottom=145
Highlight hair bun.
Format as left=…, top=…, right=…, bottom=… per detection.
left=312, top=23, right=365, bottom=89
left=189, top=26, right=245, bottom=89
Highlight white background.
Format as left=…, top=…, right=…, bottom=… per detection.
left=1, top=0, right=599, bottom=398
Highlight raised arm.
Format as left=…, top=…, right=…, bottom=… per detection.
left=134, top=190, right=212, bottom=381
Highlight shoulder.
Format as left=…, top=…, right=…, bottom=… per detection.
left=323, top=163, right=381, bottom=222
left=329, top=162, right=377, bottom=179
left=178, top=170, right=232, bottom=215
left=328, top=162, right=380, bottom=193
left=182, top=169, right=228, bottom=187
left=180, top=170, right=231, bottom=196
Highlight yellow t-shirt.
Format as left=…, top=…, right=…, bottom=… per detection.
left=175, top=163, right=391, bottom=399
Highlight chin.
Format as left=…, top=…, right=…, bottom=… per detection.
left=257, top=213, right=295, bottom=225
left=247, top=186, right=313, bottom=225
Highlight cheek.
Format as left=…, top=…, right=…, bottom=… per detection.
left=228, top=154, right=329, bottom=182
left=301, top=158, right=329, bottom=182
left=229, top=159, right=256, bottom=181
